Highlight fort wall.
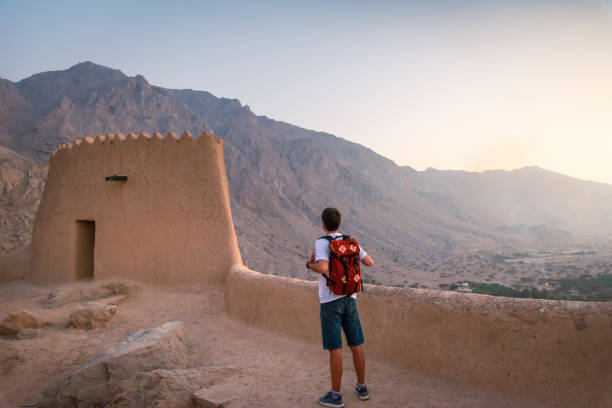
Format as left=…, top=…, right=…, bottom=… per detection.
left=0, top=245, right=30, bottom=282
left=225, top=265, right=612, bottom=408
left=30, top=132, right=242, bottom=284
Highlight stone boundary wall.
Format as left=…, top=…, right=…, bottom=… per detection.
left=30, top=132, right=242, bottom=284
left=225, top=265, right=612, bottom=407
left=0, top=245, right=29, bottom=282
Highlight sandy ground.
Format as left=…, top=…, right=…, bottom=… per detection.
left=0, top=279, right=535, bottom=408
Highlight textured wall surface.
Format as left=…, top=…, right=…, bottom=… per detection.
left=30, top=132, right=242, bottom=284
left=226, top=265, right=612, bottom=408
left=0, top=245, right=30, bottom=282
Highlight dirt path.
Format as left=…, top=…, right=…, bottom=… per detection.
left=0, top=280, right=533, bottom=407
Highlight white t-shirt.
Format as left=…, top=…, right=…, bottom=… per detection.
left=314, top=232, right=368, bottom=304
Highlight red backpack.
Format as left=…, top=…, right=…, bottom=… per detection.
left=321, top=235, right=363, bottom=295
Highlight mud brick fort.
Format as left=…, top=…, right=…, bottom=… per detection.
left=24, top=131, right=612, bottom=407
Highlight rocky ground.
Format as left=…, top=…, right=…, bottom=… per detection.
left=0, top=279, right=536, bottom=407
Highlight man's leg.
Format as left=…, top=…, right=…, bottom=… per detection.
left=329, top=348, right=343, bottom=392
left=350, top=344, right=365, bottom=385
left=341, top=296, right=368, bottom=399
left=321, top=299, right=344, bottom=406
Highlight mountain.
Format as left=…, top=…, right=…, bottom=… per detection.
left=1, top=62, right=210, bottom=162
left=412, top=166, right=612, bottom=236
left=2, top=62, right=612, bottom=288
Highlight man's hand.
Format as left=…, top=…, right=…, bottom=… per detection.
left=308, top=259, right=329, bottom=275
left=306, top=251, right=316, bottom=270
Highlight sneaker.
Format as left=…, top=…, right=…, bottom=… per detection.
left=355, top=384, right=369, bottom=400
left=319, top=391, right=344, bottom=407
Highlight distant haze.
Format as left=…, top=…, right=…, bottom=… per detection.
left=1, top=0, right=611, bottom=184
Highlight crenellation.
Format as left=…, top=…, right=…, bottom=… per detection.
left=179, top=131, right=195, bottom=143
left=197, top=131, right=223, bottom=148
left=47, top=131, right=226, bottom=166
left=135, top=132, right=150, bottom=144
left=150, top=132, right=163, bottom=145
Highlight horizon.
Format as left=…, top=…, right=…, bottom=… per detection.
left=1, top=0, right=611, bottom=185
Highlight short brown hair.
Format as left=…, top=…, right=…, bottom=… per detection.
left=322, top=208, right=342, bottom=231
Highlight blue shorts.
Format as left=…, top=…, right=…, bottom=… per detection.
left=320, top=296, right=364, bottom=350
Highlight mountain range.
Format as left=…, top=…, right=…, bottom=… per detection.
left=2, top=62, right=611, bottom=286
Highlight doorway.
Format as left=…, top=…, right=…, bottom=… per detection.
left=76, top=220, right=95, bottom=279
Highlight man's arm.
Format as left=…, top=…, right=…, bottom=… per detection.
left=361, top=254, right=374, bottom=267
left=308, top=239, right=331, bottom=275
left=307, top=258, right=329, bottom=275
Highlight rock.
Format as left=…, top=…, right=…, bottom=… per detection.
left=108, top=366, right=239, bottom=408
left=16, top=328, right=41, bottom=339
left=109, top=367, right=221, bottom=408
left=68, top=302, right=117, bottom=329
left=193, top=385, right=242, bottom=408
left=0, top=309, right=45, bottom=335
left=44, top=281, right=133, bottom=308
left=48, top=321, right=186, bottom=407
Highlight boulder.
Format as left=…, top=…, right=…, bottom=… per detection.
left=68, top=302, right=117, bottom=329
left=47, top=321, right=186, bottom=407
left=0, top=309, right=45, bottom=335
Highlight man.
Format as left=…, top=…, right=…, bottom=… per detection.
left=306, top=207, right=374, bottom=407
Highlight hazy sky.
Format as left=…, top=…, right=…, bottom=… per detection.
left=1, top=0, right=611, bottom=185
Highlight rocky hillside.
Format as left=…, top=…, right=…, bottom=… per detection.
left=2, top=62, right=612, bottom=286
left=0, top=146, right=46, bottom=253
left=0, top=63, right=210, bottom=162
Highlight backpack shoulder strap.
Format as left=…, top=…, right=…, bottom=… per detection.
left=319, top=234, right=350, bottom=241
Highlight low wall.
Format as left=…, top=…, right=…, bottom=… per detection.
left=0, top=245, right=31, bottom=283
left=225, top=265, right=612, bottom=408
